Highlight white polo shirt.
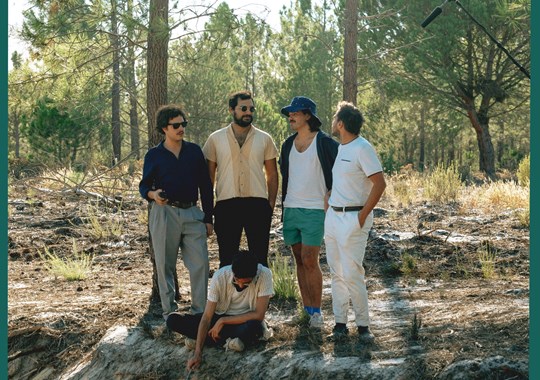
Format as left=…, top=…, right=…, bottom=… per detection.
left=329, top=136, right=383, bottom=207
left=208, top=264, right=274, bottom=315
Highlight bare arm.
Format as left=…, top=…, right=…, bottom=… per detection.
left=264, top=158, right=278, bottom=210
left=187, top=300, right=217, bottom=371
left=358, top=172, right=386, bottom=228
left=207, top=159, right=217, bottom=187
left=205, top=159, right=217, bottom=236
left=324, top=190, right=331, bottom=212
left=207, top=295, right=270, bottom=341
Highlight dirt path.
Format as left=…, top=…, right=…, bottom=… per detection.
left=7, top=186, right=529, bottom=379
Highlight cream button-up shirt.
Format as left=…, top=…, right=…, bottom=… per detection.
left=203, top=124, right=278, bottom=202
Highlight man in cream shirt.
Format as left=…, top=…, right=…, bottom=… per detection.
left=203, top=90, right=278, bottom=268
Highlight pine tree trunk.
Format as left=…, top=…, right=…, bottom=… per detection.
left=146, top=0, right=175, bottom=304
left=342, top=0, right=358, bottom=103
left=419, top=108, right=425, bottom=172
left=127, top=0, right=140, bottom=160
left=465, top=105, right=496, bottom=179
left=111, top=0, right=121, bottom=165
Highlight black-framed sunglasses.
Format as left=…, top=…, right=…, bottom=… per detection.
left=238, top=106, right=256, bottom=113
left=169, top=121, right=188, bottom=129
left=232, top=276, right=252, bottom=287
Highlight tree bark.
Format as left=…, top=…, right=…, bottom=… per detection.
left=464, top=102, right=496, bottom=179
left=147, top=0, right=175, bottom=303
left=110, top=0, right=121, bottom=165
left=126, top=0, right=140, bottom=160
left=342, top=0, right=358, bottom=103
left=147, top=0, right=169, bottom=149
left=419, top=107, right=425, bottom=172
left=13, top=112, right=20, bottom=158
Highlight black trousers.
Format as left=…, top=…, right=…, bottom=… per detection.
left=166, top=312, right=263, bottom=346
left=214, top=197, right=272, bottom=267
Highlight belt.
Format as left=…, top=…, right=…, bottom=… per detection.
left=168, top=200, right=196, bottom=209
left=331, top=206, right=363, bottom=212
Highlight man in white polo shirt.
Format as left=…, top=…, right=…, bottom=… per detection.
left=203, top=91, right=279, bottom=268
left=166, top=251, right=274, bottom=370
left=325, top=101, right=386, bottom=340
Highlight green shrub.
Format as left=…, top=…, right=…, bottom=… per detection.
left=401, top=252, right=417, bottom=276
left=270, top=253, right=298, bottom=300
left=424, top=163, right=462, bottom=203
left=516, top=155, right=530, bottom=186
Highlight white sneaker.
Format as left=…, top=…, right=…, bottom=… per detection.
left=309, top=312, right=324, bottom=328
left=287, top=310, right=310, bottom=326
left=223, top=337, right=245, bottom=352
left=261, top=321, right=274, bottom=341
left=184, top=338, right=196, bottom=350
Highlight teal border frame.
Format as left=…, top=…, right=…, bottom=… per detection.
left=1, top=1, right=535, bottom=379
left=530, top=0, right=537, bottom=378
left=2, top=1, right=9, bottom=378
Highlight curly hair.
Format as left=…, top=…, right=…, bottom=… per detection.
left=155, top=105, right=187, bottom=135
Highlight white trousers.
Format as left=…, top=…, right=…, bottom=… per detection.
left=324, top=209, right=373, bottom=326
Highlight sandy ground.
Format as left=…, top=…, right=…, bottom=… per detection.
left=7, top=182, right=529, bottom=379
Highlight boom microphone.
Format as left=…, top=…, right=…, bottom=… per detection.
left=421, top=6, right=443, bottom=28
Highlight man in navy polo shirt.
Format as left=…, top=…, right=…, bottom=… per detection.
left=140, top=104, right=214, bottom=320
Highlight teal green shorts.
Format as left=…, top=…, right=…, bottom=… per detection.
left=283, top=208, right=325, bottom=247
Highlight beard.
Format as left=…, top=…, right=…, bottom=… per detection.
left=233, top=283, right=248, bottom=292
left=233, top=113, right=253, bottom=128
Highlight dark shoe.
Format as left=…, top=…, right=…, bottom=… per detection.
left=332, top=323, right=349, bottom=338
left=357, top=326, right=375, bottom=341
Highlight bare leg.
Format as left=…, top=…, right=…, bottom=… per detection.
left=301, top=245, right=322, bottom=309
left=292, top=243, right=308, bottom=307
left=292, top=243, right=322, bottom=309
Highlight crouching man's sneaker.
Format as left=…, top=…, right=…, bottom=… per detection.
left=357, top=326, right=375, bottom=341
left=184, top=338, right=196, bottom=350
left=261, top=320, right=274, bottom=341
left=309, top=312, right=324, bottom=328
left=223, top=337, right=245, bottom=352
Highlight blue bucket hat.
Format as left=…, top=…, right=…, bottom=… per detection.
left=281, top=96, right=322, bottom=128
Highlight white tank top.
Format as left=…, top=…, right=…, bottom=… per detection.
left=283, top=137, right=327, bottom=209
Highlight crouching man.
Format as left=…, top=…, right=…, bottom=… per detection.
left=166, top=251, right=274, bottom=371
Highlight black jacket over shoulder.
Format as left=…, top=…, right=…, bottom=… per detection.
left=278, top=130, right=339, bottom=206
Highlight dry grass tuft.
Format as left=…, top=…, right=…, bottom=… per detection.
left=424, top=164, right=462, bottom=203
left=85, top=201, right=124, bottom=240
left=386, top=169, right=423, bottom=206
left=39, top=240, right=93, bottom=281
left=477, top=241, right=497, bottom=279
left=461, top=181, right=529, bottom=213
left=516, top=155, right=530, bottom=186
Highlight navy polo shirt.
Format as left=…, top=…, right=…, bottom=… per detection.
left=139, top=141, right=214, bottom=224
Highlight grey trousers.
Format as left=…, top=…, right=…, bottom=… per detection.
left=149, top=204, right=209, bottom=318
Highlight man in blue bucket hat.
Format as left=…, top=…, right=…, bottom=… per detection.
left=278, top=96, right=338, bottom=329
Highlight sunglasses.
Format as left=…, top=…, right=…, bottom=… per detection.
left=238, top=106, right=256, bottom=113
left=232, top=277, right=252, bottom=287
left=168, top=121, right=188, bottom=129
